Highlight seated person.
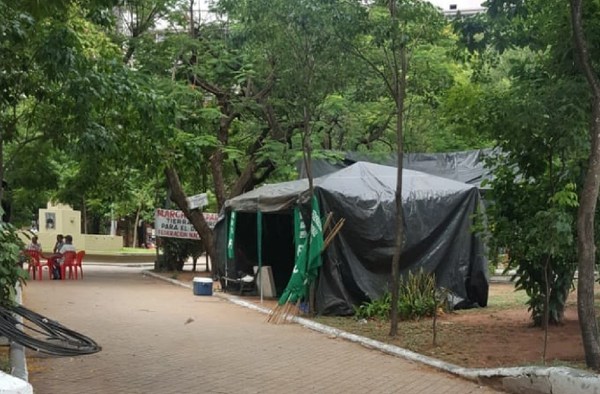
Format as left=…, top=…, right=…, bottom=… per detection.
left=26, top=236, right=42, bottom=253
left=53, top=234, right=64, bottom=253
left=53, top=235, right=76, bottom=279
left=20, top=235, right=43, bottom=267
left=43, top=234, right=63, bottom=277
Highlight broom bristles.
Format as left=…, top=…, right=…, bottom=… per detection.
left=267, top=212, right=345, bottom=325
left=267, top=299, right=302, bottom=324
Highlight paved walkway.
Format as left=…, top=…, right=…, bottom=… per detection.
left=23, top=265, right=499, bottom=394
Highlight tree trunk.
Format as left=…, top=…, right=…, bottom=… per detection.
left=229, top=127, right=273, bottom=197
left=164, top=167, right=216, bottom=264
left=210, top=149, right=226, bottom=211
left=82, top=197, right=88, bottom=234
left=210, top=101, right=235, bottom=210
left=133, top=206, right=141, bottom=248
left=389, top=1, right=407, bottom=337
left=230, top=159, right=257, bottom=198
left=570, top=0, right=600, bottom=371
left=575, top=97, right=600, bottom=370
left=0, top=133, right=4, bottom=204
left=123, top=44, right=135, bottom=65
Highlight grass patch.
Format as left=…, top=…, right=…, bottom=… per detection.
left=85, top=248, right=159, bottom=255
left=487, top=285, right=529, bottom=309
left=120, top=247, right=157, bottom=255
left=311, top=283, right=594, bottom=369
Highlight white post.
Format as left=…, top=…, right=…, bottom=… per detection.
left=110, top=205, right=117, bottom=236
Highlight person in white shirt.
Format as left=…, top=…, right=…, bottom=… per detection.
left=53, top=235, right=76, bottom=279
left=26, top=236, right=42, bottom=252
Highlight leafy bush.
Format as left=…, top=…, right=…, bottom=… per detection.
left=155, top=238, right=204, bottom=272
left=483, top=137, right=580, bottom=326
left=354, top=269, right=445, bottom=321
left=485, top=180, right=578, bottom=325
left=397, top=269, right=438, bottom=320
left=354, top=292, right=392, bottom=320
left=0, top=215, right=28, bottom=307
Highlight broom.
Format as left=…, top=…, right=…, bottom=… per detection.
left=267, top=297, right=302, bottom=324
left=267, top=215, right=345, bottom=324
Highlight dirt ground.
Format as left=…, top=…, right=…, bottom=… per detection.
left=161, top=270, right=595, bottom=370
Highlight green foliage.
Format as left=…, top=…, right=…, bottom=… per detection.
left=518, top=206, right=576, bottom=325
left=354, top=269, right=445, bottom=321
left=354, top=292, right=392, bottom=320
left=459, top=6, right=589, bottom=326
left=0, top=1, right=528, bottom=246
left=156, top=238, right=204, bottom=272
left=397, top=269, right=440, bottom=321
left=487, top=153, right=579, bottom=325
left=0, top=212, right=28, bottom=307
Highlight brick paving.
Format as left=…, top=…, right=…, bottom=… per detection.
left=23, top=265, right=500, bottom=394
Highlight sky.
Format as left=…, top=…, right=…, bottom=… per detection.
left=188, top=1, right=487, bottom=21
left=149, top=0, right=487, bottom=33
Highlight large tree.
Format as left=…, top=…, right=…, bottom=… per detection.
left=336, top=0, right=444, bottom=335
left=453, top=0, right=600, bottom=367
left=120, top=0, right=363, bottom=260
left=0, top=0, right=123, bottom=222
left=452, top=0, right=594, bottom=328
left=569, top=0, right=600, bottom=371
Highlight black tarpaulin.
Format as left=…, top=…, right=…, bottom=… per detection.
left=299, top=149, right=494, bottom=188
left=215, top=161, right=488, bottom=315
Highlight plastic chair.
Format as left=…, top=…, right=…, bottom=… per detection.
left=74, top=250, right=85, bottom=279
left=219, top=271, right=256, bottom=295
left=43, top=254, right=60, bottom=279
left=61, top=251, right=77, bottom=280
left=25, top=250, right=43, bottom=280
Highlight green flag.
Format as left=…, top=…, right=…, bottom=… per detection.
left=307, top=195, right=324, bottom=282
left=226, top=211, right=237, bottom=260
left=279, top=195, right=324, bottom=305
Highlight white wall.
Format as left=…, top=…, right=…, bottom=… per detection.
left=427, top=0, right=485, bottom=13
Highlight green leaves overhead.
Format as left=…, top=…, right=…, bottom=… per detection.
left=5, top=0, right=585, bottom=264
left=455, top=0, right=600, bottom=327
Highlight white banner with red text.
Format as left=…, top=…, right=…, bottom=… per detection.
left=154, top=209, right=218, bottom=240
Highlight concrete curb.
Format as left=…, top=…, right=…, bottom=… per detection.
left=143, top=271, right=600, bottom=394
left=3, top=283, right=33, bottom=393
left=10, top=284, right=28, bottom=383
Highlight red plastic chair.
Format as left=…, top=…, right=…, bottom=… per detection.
left=61, top=251, right=77, bottom=280
left=25, top=250, right=43, bottom=280
left=42, top=253, right=61, bottom=280
left=74, top=250, right=85, bottom=279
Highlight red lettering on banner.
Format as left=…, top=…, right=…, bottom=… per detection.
left=155, top=209, right=218, bottom=238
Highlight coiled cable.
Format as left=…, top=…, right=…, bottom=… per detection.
left=0, top=304, right=101, bottom=356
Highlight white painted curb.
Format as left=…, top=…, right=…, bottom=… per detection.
left=0, top=372, right=32, bottom=394
left=1, top=283, right=33, bottom=393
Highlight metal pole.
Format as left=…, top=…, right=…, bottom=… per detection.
left=257, top=210, right=263, bottom=303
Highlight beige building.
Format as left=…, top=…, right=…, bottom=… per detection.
left=31, top=203, right=123, bottom=253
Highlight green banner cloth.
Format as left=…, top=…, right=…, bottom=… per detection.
left=278, top=195, right=324, bottom=305
left=226, top=211, right=237, bottom=260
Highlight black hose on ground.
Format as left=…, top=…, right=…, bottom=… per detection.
left=0, top=304, right=101, bottom=356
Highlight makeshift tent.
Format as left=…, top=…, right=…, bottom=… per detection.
left=299, top=149, right=494, bottom=188
left=214, top=162, right=488, bottom=315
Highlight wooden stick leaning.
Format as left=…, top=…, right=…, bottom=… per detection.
left=323, top=212, right=334, bottom=234
left=267, top=216, right=345, bottom=324
left=322, top=218, right=345, bottom=251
